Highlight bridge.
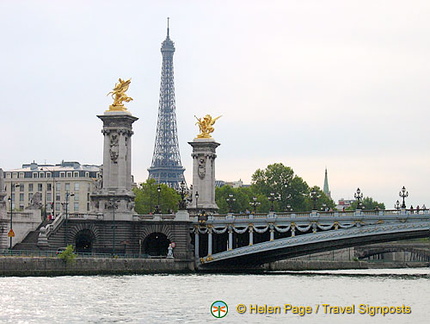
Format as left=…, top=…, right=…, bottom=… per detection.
left=192, top=210, right=430, bottom=270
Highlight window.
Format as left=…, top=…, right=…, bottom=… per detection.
left=46, top=193, right=52, bottom=202
left=65, top=183, right=70, bottom=191
left=39, top=173, right=45, bottom=178
left=29, top=184, right=33, bottom=192
left=73, top=171, right=79, bottom=178
left=74, top=193, right=79, bottom=202
left=46, top=172, right=51, bottom=178
left=74, top=183, right=80, bottom=191
left=11, top=193, right=15, bottom=202
left=47, top=183, right=52, bottom=191
left=74, top=202, right=79, bottom=212
left=56, top=182, right=61, bottom=192
left=67, top=172, right=72, bottom=178
left=19, top=172, right=24, bottom=178
left=38, top=183, right=43, bottom=192
left=56, top=193, right=61, bottom=201
left=85, top=172, right=89, bottom=178
left=19, top=193, right=24, bottom=202
left=28, top=193, right=33, bottom=201
left=19, top=184, right=24, bottom=192
left=56, top=202, right=61, bottom=211
left=12, top=172, right=18, bottom=179
left=60, top=172, right=65, bottom=178
left=6, top=172, right=11, bottom=179
left=32, top=172, right=38, bottom=178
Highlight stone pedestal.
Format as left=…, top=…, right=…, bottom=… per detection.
left=91, top=111, right=138, bottom=221
left=188, top=139, right=220, bottom=214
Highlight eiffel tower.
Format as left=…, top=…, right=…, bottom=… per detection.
left=148, top=19, right=185, bottom=188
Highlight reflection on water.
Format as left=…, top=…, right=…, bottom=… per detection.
left=0, top=268, right=428, bottom=323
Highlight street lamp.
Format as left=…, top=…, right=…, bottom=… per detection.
left=268, top=192, right=278, bottom=212
left=63, top=191, right=74, bottom=245
left=226, top=194, right=236, bottom=213
left=195, top=191, right=199, bottom=213
left=394, top=200, right=400, bottom=210
left=310, top=189, right=319, bottom=211
left=249, top=197, right=260, bottom=214
left=154, top=185, right=161, bottom=214
left=354, top=188, right=364, bottom=210
left=177, top=181, right=188, bottom=210
left=285, top=204, right=293, bottom=212
left=8, top=182, right=20, bottom=250
left=399, top=186, right=408, bottom=209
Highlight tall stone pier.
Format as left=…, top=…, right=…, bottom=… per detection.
left=91, top=79, right=138, bottom=221
left=189, top=139, right=220, bottom=214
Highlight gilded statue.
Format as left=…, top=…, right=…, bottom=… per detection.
left=107, top=78, right=133, bottom=111
left=194, top=114, right=222, bottom=139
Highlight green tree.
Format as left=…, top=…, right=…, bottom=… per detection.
left=215, top=186, right=264, bottom=214
left=304, top=186, right=336, bottom=211
left=251, top=163, right=310, bottom=212
left=57, top=244, right=76, bottom=264
left=348, top=197, right=385, bottom=210
left=133, top=179, right=181, bottom=214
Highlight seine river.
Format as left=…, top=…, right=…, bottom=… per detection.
left=0, top=268, right=428, bottom=323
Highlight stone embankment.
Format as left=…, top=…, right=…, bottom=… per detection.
left=0, top=257, right=194, bottom=276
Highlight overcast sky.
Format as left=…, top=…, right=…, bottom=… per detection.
left=1, top=0, right=429, bottom=208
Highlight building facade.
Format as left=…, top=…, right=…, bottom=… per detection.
left=3, top=161, right=100, bottom=218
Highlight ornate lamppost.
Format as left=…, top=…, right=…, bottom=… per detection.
left=394, top=200, right=400, bottom=210
left=195, top=191, right=199, bottom=213
left=268, top=192, right=278, bottom=212
left=399, top=186, right=408, bottom=209
left=249, top=197, right=260, bottom=214
left=8, top=182, right=20, bottom=250
left=62, top=191, right=74, bottom=245
left=354, top=188, right=364, bottom=209
left=310, top=189, right=319, bottom=211
left=226, top=194, right=236, bottom=213
left=177, top=181, right=188, bottom=210
left=154, top=185, right=161, bottom=214
left=285, top=204, right=293, bottom=212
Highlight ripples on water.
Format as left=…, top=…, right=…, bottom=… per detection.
left=0, top=268, right=428, bottom=323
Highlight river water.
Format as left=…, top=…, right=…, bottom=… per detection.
left=0, top=268, right=428, bottom=323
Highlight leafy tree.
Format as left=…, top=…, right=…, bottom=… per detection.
left=251, top=163, right=310, bottom=212
left=347, top=197, right=385, bottom=210
left=304, top=186, right=336, bottom=211
left=215, top=186, right=267, bottom=214
left=133, top=179, right=181, bottom=214
left=57, top=245, right=76, bottom=264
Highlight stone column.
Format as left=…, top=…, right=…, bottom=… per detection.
left=228, top=226, right=233, bottom=251
left=194, top=228, right=200, bottom=259
left=91, top=111, right=138, bottom=221
left=188, top=139, right=220, bottom=214
left=207, top=227, right=213, bottom=256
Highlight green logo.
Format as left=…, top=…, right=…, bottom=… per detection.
left=211, top=300, right=228, bottom=318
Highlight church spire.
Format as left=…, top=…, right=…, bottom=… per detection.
left=323, top=168, right=331, bottom=198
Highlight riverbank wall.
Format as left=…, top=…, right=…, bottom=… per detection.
left=267, top=260, right=430, bottom=271
left=0, top=257, right=195, bottom=276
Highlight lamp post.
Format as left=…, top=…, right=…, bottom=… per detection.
left=177, top=181, right=188, bottom=210
left=195, top=191, right=199, bottom=213
left=354, top=188, right=364, bottom=210
left=394, top=200, right=400, bottom=210
left=286, top=204, right=293, bottom=212
left=310, top=189, right=319, bottom=211
left=226, top=194, right=236, bottom=213
left=154, top=185, right=161, bottom=214
left=8, top=182, right=20, bottom=250
left=268, top=192, right=278, bottom=212
left=63, top=191, right=74, bottom=246
left=249, top=197, right=260, bottom=214
left=399, top=186, right=408, bottom=209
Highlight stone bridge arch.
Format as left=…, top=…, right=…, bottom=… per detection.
left=70, top=224, right=99, bottom=253
left=140, top=224, right=174, bottom=257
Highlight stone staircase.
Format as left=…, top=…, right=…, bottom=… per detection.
left=13, top=218, right=51, bottom=251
